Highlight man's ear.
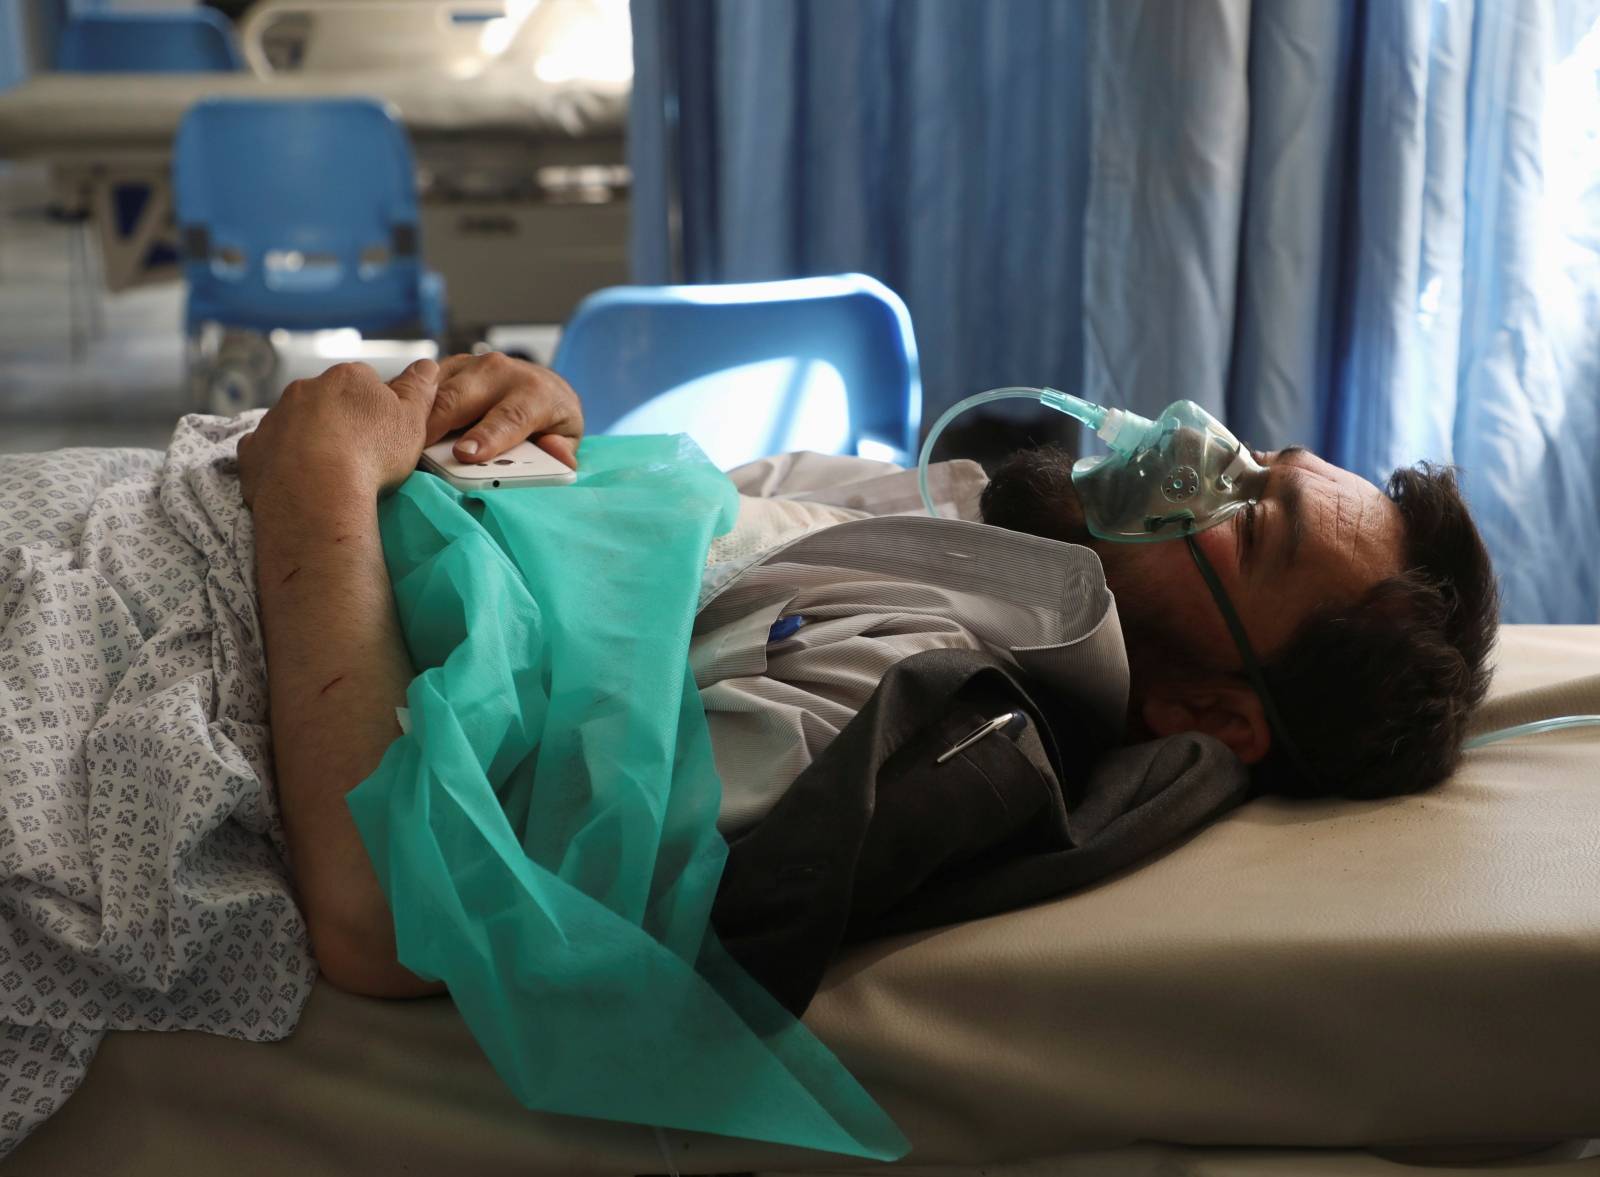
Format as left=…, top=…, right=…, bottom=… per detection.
left=1140, top=679, right=1271, bottom=764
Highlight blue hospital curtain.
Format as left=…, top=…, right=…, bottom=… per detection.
left=631, top=0, right=1600, bottom=622
left=629, top=0, right=1094, bottom=421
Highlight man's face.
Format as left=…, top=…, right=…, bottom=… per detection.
left=987, top=446, right=1408, bottom=671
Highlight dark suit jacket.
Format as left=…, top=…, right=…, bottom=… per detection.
left=711, top=648, right=1250, bottom=1015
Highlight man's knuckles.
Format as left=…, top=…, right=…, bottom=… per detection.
left=484, top=395, right=537, bottom=434
left=474, top=350, right=516, bottom=376
left=280, top=363, right=387, bottom=404
left=325, top=361, right=381, bottom=383
left=428, top=382, right=469, bottom=426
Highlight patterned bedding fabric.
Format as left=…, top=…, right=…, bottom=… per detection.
left=0, top=415, right=316, bottom=1156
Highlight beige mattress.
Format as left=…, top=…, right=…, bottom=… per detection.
left=0, top=68, right=627, bottom=162
left=6, top=625, right=1599, bottom=1177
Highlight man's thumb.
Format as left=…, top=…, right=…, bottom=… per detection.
left=390, top=357, right=440, bottom=407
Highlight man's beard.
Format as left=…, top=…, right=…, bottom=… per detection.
left=977, top=445, right=1092, bottom=546
left=979, top=444, right=1215, bottom=690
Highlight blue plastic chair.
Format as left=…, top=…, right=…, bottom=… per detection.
left=173, top=97, right=446, bottom=341
left=551, top=275, right=922, bottom=469
left=57, top=10, right=244, bottom=73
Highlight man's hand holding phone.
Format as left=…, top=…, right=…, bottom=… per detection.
left=424, top=351, right=583, bottom=469
left=238, top=352, right=586, bottom=518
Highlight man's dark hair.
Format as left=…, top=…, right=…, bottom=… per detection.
left=980, top=451, right=1500, bottom=800
left=1256, top=463, right=1498, bottom=799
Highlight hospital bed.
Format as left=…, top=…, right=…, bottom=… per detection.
left=6, top=624, right=1598, bottom=1177
left=0, top=2, right=631, bottom=346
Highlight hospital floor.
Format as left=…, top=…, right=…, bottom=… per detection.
left=0, top=163, right=557, bottom=455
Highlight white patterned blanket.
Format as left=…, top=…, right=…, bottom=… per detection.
left=0, top=414, right=315, bottom=1155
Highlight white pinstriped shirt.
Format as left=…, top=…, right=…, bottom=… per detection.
left=694, top=453, right=1129, bottom=834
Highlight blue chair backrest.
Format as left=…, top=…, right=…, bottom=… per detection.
left=174, top=97, right=426, bottom=331
left=551, top=275, right=922, bottom=469
left=57, top=11, right=243, bottom=73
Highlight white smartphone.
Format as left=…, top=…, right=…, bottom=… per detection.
left=418, top=436, right=577, bottom=490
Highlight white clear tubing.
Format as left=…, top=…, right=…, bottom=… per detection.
left=916, top=386, right=1111, bottom=517
left=1464, top=715, right=1600, bottom=750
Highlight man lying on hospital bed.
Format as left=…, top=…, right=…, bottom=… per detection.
left=234, top=351, right=1500, bottom=1001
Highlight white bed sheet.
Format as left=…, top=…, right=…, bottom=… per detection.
left=5, top=626, right=1598, bottom=1175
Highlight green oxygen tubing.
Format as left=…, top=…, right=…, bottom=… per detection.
left=915, top=385, right=1600, bottom=757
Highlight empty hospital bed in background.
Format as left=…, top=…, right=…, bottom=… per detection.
left=0, top=0, right=632, bottom=348
left=7, top=624, right=1599, bottom=1176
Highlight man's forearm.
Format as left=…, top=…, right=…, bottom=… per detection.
left=254, top=478, right=440, bottom=997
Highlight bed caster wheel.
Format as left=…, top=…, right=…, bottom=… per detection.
left=216, top=329, right=280, bottom=384
left=188, top=326, right=281, bottom=416
left=205, top=364, right=264, bottom=417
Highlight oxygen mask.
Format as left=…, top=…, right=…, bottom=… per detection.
left=916, top=386, right=1266, bottom=541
